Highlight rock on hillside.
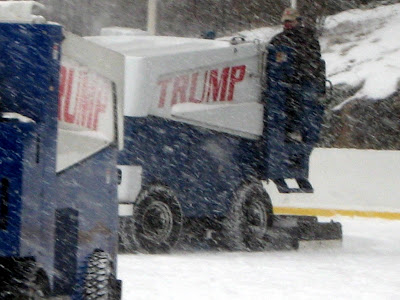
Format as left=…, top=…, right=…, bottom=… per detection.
left=319, top=87, right=400, bottom=149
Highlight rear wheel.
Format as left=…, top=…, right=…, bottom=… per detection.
left=132, top=184, right=183, bottom=253
left=29, top=270, right=51, bottom=299
left=223, top=180, right=273, bottom=251
left=0, top=261, right=50, bottom=299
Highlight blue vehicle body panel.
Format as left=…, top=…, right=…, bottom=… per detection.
left=0, top=24, right=62, bottom=262
left=0, top=122, right=36, bottom=256
left=0, top=23, right=119, bottom=298
left=119, top=117, right=259, bottom=218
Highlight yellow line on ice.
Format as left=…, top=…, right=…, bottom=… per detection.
left=274, top=206, right=400, bottom=220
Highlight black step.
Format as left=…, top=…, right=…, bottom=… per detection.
left=273, top=178, right=314, bottom=193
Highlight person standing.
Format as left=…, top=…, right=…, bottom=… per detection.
left=266, top=8, right=325, bottom=143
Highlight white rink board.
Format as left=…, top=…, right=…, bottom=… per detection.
left=268, top=148, right=400, bottom=218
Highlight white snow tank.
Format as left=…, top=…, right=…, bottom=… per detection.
left=85, top=35, right=264, bottom=139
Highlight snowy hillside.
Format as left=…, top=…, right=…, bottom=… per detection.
left=237, top=3, right=400, bottom=109
left=322, top=4, right=400, bottom=108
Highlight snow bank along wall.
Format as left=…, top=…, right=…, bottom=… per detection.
left=270, top=148, right=400, bottom=220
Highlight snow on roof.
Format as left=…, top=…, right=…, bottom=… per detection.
left=85, top=35, right=231, bottom=58
left=0, top=1, right=46, bottom=23
left=100, top=27, right=150, bottom=36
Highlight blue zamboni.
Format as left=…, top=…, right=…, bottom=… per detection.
left=86, top=26, right=341, bottom=253
left=0, top=2, right=124, bottom=298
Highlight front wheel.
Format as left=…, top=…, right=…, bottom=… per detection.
left=132, top=184, right=183, bottom=253
left=223, top=180, right=273, bottom=251
left=84, top=250, right=120, bottom=300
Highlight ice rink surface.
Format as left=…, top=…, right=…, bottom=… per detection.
left=118, top=217, right=400, bottom=299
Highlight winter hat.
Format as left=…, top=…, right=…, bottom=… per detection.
left=281, top=8, right=300, bottom=22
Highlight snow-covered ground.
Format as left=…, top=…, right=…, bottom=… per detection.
left=119, top=216, right=400, bottom=299
left=237, top=3, right=400, bottom=108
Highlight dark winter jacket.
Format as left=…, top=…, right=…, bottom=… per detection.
left=268, top=26, right=322, bottom=85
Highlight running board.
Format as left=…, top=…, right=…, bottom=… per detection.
left=263, top=215, right=343, bottom=250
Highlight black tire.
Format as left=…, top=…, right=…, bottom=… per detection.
left=84, top=250, right=119, bottom=300
left=132, top=184, right=183, bottom=253
left=0, top=262, right=50, bottom=300
left=223, top=180, right=273, bottom=251
left=29, top=270, right=51, bottom=299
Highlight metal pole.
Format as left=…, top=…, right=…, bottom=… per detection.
left=291, top=0, right=297, bottom=9
left=147, top=0, right=157, bottom=35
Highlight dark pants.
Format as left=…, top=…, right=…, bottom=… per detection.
left=286, top=88, right=302, bottom=135
left=285, top=84, right=324, bottom=144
